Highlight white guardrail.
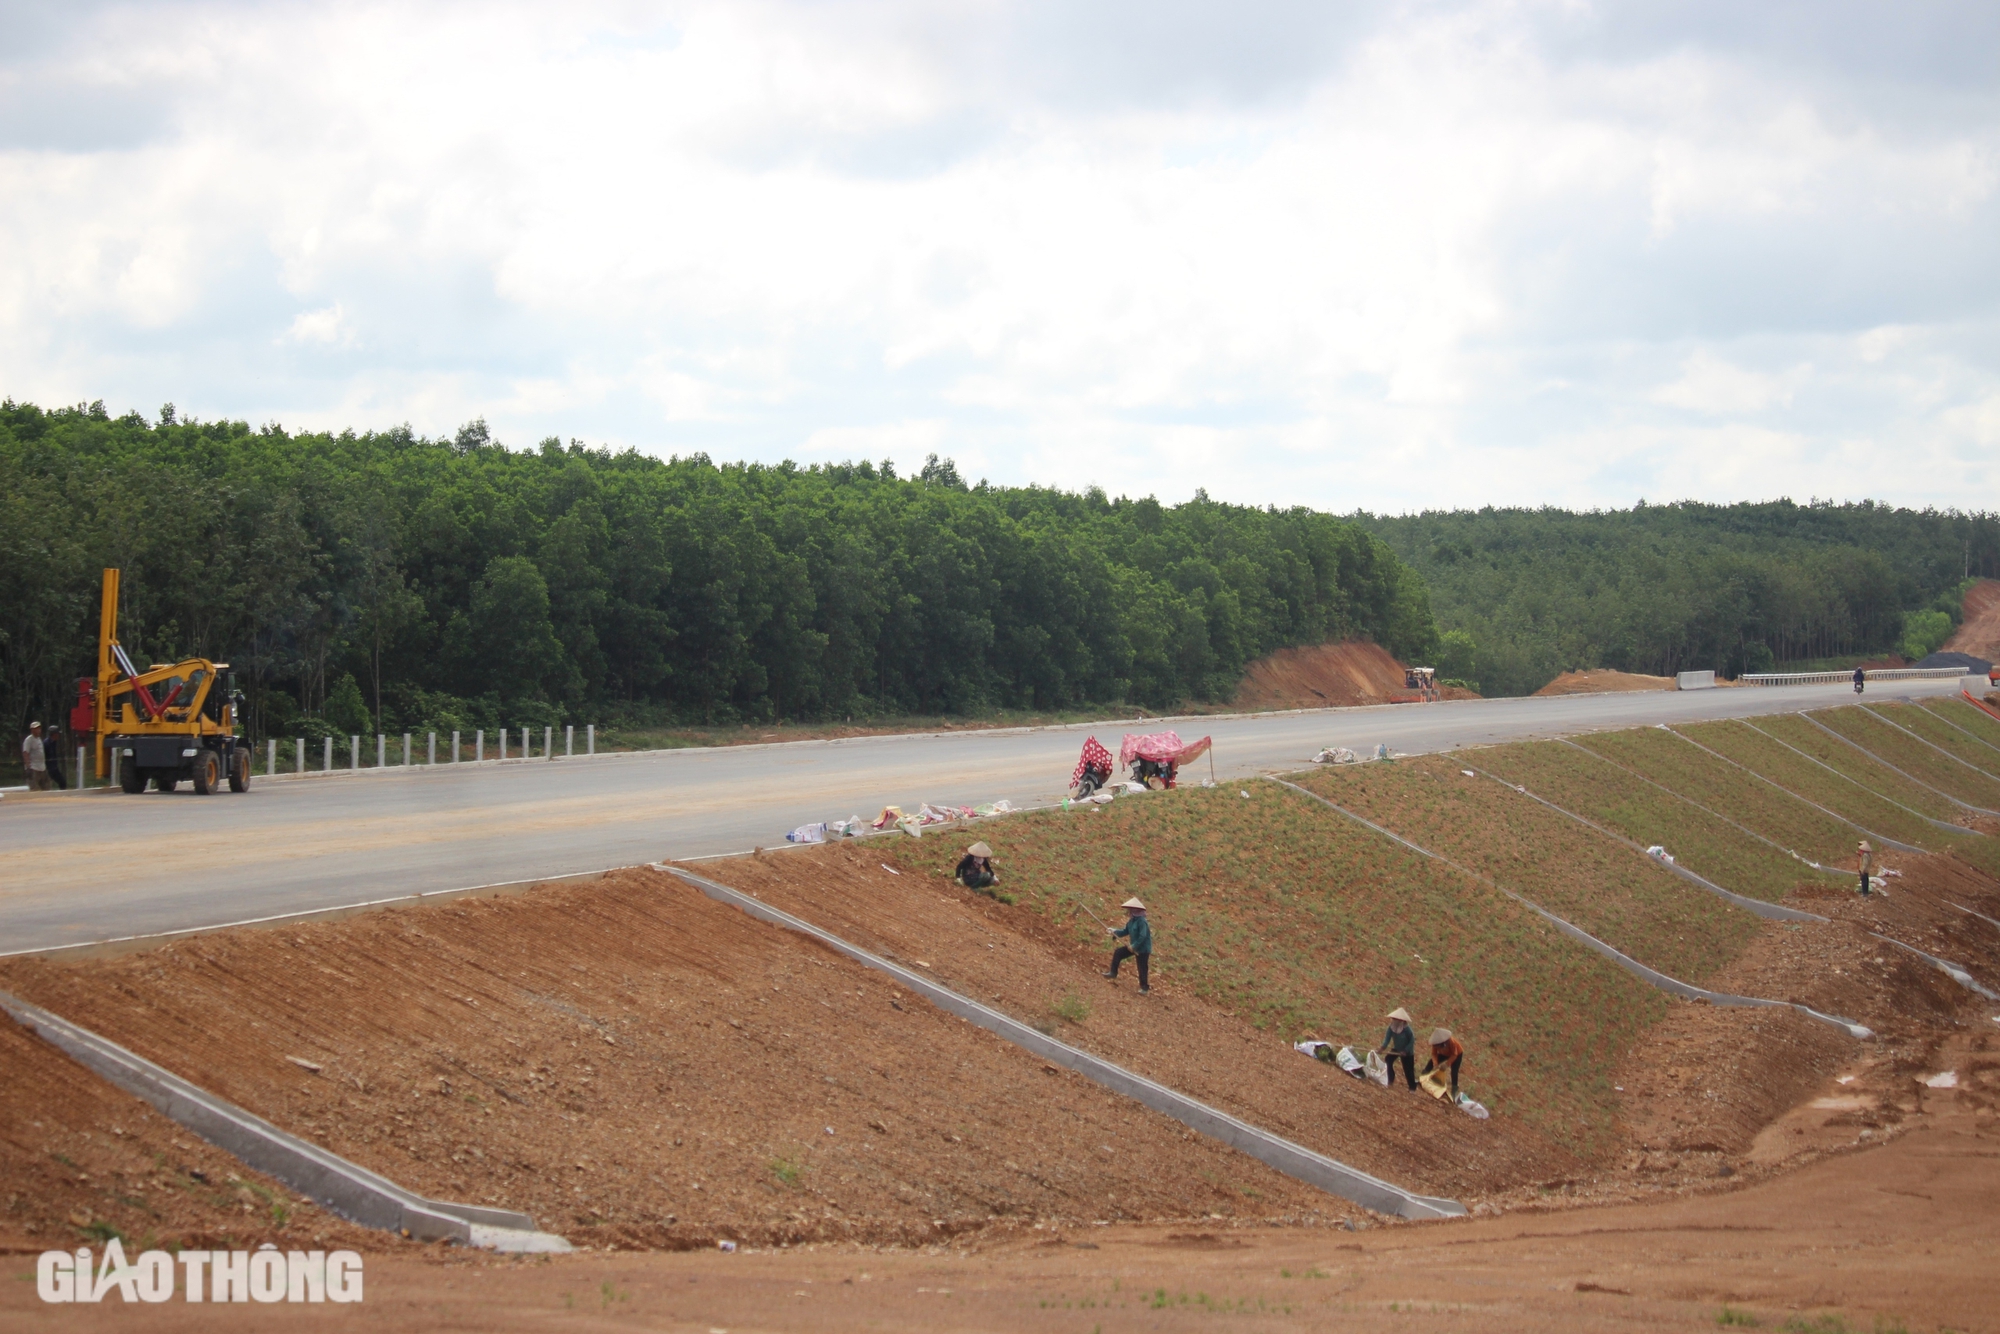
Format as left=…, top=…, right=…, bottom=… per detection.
left=1741, top=667, right=1969, bottom=687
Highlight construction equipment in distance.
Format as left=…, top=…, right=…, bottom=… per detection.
left=82, top=567, right=251, bottom=794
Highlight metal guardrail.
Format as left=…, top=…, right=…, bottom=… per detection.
left=1741, top=667, right=1969, bottom=687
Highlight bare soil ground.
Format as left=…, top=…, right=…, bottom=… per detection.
left=1533, top=669, right=1676, bottom=696
left=1232, top=642, right=1477, bottom=711
left=1943, top=576, right=2000, bottom=659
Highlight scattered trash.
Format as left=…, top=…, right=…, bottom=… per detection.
left=285, top=1056, right=323, bottom=1074
left=1124, top=781, right=1151, bottom=794
left=1460, top=769, right=1475, bottom=778
left=717, top=1240, right=738, bottom=1253
left=1837, top=1075, right=1855, bottom=1084
left=825, top=1125, right=836, bottom=1135
left=1313, top=746, right=1358, bottom=764
left=1455, top=1092, right=1490, bottom=1120
left=1334, top=1046, right=1366, bottom=1079
left=1363, top=1050, right=1389, bottom=1087
left=786, top=822, right=828, bottom=844
left=1925, top=1071, right=1959, bottom=1088
left=880, top=864, right=900, bottom=875
left=1239, top=790, right=1251, bottom=799
left=1293, top=1039, right=1336, bottom=1063
left=1645, top=845, right=1676, bottom=864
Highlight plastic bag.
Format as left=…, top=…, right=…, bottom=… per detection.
left=1293, top=1040, right=1335, bottom=1063
left=1455, top=1092, right=1489, bottom=1120
left=1335, top=1046, right=1366, bottom=1079
left=1364, top=1050, right=1389, bottom=1087
left=786, top=822, right=827, bottom=844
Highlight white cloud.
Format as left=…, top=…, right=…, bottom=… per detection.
left=0, top=0, right=1996, bottom=511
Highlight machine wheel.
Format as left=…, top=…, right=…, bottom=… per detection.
left=153, top=774, right=179, bottom=792
left=120, top=764, right=146, bottom=794
left=192, top=750, right=221, bottom=794
left=228, top=749, right=250, bottom=792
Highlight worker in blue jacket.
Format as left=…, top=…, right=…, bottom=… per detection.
left=1103, top=897, right=1153, bottom=993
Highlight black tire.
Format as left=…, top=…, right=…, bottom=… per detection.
left=153, top=774, right=179, bottom=792
left=120, top=764, right=146, bottom=794
left=228, top=748, right=250, bottom=792
left=1076, top=774, right=1099, bottom=799
left=192, top=750, right=221, bottom=794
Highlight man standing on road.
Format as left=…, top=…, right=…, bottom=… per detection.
left=20, top=721, right=48, bottom=791
left=1103, top=897, right=1153, bottom=993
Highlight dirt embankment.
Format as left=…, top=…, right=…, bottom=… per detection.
left=0, top=869, right=1351, bottom=1255
left=1534, top=669, right=1676, bottom=696
left=1945, top=577, right=2000, bottom=659
left=1232, top=641, right=1478, bottom=711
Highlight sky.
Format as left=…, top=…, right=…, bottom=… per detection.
left=2, top=0, right=1996, bottom=513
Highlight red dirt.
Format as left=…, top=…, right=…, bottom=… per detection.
left=1534, top=669, right=1676, bottom=696
left=0, top=1004, right=382, bottom=1256
left=1944, top=577, right=2000, bottom=659
left=1232, top=641, right=1477, bottom=710
left=6, top=1037, right=1993, bottom=1331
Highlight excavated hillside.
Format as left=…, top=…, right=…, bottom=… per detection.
left=1232, top=641, right=1477, bottom=711
left=1943, top=577, right=2000, bottom=660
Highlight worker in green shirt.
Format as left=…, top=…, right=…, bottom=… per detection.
left=1378, top=1007, right=1418, bottom=1090
left=1103, top=897, right=1153, bottom=993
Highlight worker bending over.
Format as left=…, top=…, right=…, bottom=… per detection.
left=1103, top=897, right=1153, bottom=993
left=1424, top=1028, right=1464, bottom=1097
left=956, top=842, right=998, bottom=890
left=1379, top=1007, right=1417, bottom=1090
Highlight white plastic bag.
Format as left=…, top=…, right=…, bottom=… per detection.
left=1364, top=1050, right=1389, bottom=1087
left=1335, top=1046, right=1366, bottom=1079
left=786, top=822, right=827, bottom=844
left=1455, top=1092, right=1489, bottom=1120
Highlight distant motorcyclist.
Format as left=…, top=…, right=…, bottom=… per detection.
left=1853, top=666, right=1866, bottom=695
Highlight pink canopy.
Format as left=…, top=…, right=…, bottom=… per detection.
left=1119, top=731, right=1213, bottom=767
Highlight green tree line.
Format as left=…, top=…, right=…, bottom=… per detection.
left=1358, top=502, right=2000, bottom=698
left=0, top=399, right=1436, bottom=740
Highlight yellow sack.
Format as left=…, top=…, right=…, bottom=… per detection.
left=1418, top=1069, right=1451, bottom=1100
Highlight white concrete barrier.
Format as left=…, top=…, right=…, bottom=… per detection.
left=1676, top=670, right=1715, bottom=690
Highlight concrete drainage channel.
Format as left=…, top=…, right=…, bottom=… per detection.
left=0, top=992, right=571, bottom=1254
left=658, top=863, right=1468, bottom=1221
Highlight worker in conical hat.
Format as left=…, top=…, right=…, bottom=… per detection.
left=1103, top=897, right=1153, bottom=993
left=1378, top=1007, right=1417, bottom=1091
left=955, top=841, right=998, bottom=892
left=1856, top=840, right=1875, bottom=898
left=1423, top=1027, right=1465, bottom=1098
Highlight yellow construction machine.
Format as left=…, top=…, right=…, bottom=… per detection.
left=82, top=568, right=251, bottom=794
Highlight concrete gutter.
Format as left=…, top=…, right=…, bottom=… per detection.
left=0, top=990, right=568, bottom=1251
left=1268, top=779, right=1874, bottom=1041
left=658, top=864, right=1466, bottom=1222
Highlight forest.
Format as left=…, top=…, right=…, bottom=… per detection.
left=1361, top=503, right=1999, bottom=698
left=5, top=398, right=1995, bottom=742
left=0, top=400, right=1433, bottom=741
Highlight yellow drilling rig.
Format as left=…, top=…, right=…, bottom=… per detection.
left=75, top=567, right=251, bottom=794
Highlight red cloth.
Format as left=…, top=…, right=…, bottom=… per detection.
left=1071, top=736, right=1112, bottom=786
left=1119, top=731, right=1212, bottom=767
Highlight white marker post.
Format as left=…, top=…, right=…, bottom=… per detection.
left=323, top=737, right=332, bottom=772
left=428, top=732, right=436, bottom=765
left=78, top=746, right=87, bottom=788
left=587, top=724, right=594, bottom=756
left=566, top=724, right=574, bottom=758
left=403, top=733, right=411, bottom=766
left=476, top=730, right=484, bottom=762
left=544, top=725, right=552, bottom=759
left=499, top=729, right=507, bottom=761
left=267, top=738, right=276, bottom=776
left=297, top=738, right=305, bottom=775
left=376, top=734, right=385, bottom=768
left=350, top=736, right=359, bottom=771
left=521, top=726, right=530, bottom=759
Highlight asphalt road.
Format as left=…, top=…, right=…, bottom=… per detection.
left=0, top=677, right=1971, bottom=954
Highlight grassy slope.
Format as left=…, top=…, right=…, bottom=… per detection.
left=1923, top=697, right=2000, bottom=751
left=1677, top=720, right=1949, bottom=849
left=1471, top=741, right=1816, bottom=902
left=884, top=782, right=1662, bottom=1159
left=1294, top=755, right=1759, bottom=983
left=1811, top=707, right=2000, bottom=811
left=1753, top=713, right=1968, bottom=823
left=1577, top=729, right=1861, bottom=867
left=1890, top=701, right=2000, bottom=779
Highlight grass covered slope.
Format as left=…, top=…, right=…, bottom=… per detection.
left=1294, top=755, right=1760, bottom=984
left=1814, top=707, right=2000, bottom=811
left=1924, top=696, right=2000, bottom=751
left=1675, top=720, right=1949, bottom=849
left=1751, top=713, right=1971, bottom=825
left=1471, top=740, right=1822, bottom=902
left=886, top=782, right=1663, bottom=1158
left=1893, top=700, right=2000, bottom=776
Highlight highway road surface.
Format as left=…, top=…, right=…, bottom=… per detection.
left=0, top=677, right=1972, bottom=955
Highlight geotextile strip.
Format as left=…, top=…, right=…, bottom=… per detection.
left=1661, top=727, right=1923, bottom=854
left=658, top=864, right=1467, bottom=1221
left=1265, top=779, right=1874, bottom=1042
left=1799, top=713, right=2000, bottom=816
left=1457, top=765, right=1826, bottom=923
left=1557, top=739, right=1848, bottom=879
left=1733, top=719, right=1979, bottom=835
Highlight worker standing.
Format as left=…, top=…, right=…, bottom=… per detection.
left=42, top=724, right=67, bottom=790
left=1423, top=1027, right=1465, bottom=1098
left=1378, top=1007, right=1418, bottom=1090
left=1857, top=840, right=1875, bottom=898
left=20, top=722, right=48, bottom=791
left=1103, top=897, right=1153, bottom=993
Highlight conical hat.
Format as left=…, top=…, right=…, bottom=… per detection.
left=1387, top=1007, right=1410, bottom=1022
left=1430, top=1028, right=1452, bottom=1045
left=966, top=842, right=992, bottom=857
left=1122, top=897, right=1146, bottom=910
